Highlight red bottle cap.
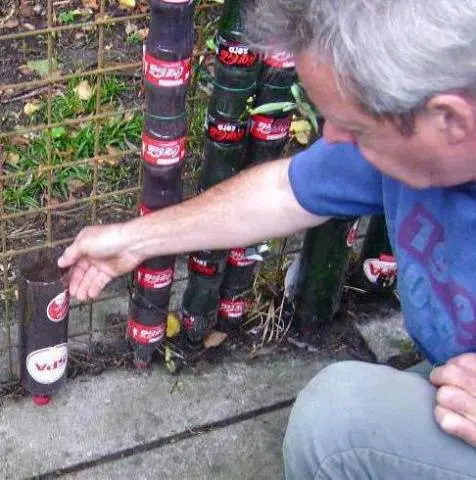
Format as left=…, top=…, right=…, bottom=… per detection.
left=32, top=395, right=51, bottom=406
left=134, top=359, right=150, bottom=369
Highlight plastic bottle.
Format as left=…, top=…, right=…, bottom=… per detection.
left=260, top=50, right=297, bottom=88
left=135, top=255, right=176, bottom=309
left=18, top=248, right=70, bottom=405
left=294, top=219, right=356, bottom=337
left=349, top=215, right=397, bottom=293
left=248, top=84, right=293, bottom=166
left=127, top=294, right=167, bottom=368
left=181, top=250, right=228, bottom=347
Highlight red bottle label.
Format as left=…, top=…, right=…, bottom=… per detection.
left=219, top=298, right=249, bottom=319
left=228, top=248, right=256, bottom=267
left=127, top=319, right=165, bottom=345
left=207, top=117, right=248, bottom=144
left=188, top=255, right=218, bottom=276
left=142, top=133, right=186, bottom=166
left=346, top=220, right=360, bottom=247
left=264, top=51, right=295, bottom=69
left=181, top=311, right=195, bottom=332
left=47, top=290, right=70, bottom=323
left=250, top=114, right=291, bottom=141
left=363, top=254, right=397, bottom=287
left=143, top=53, right=192, bottom=87
left=139, top=203, right=154, bottom=216
left=216, top=35, right=258, bottom=68
left=137, top=266, right=174, bottom=290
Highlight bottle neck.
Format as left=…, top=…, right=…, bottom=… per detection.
left=219, top=0, right=243, bottom=38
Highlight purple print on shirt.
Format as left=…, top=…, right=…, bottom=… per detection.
left=398, top=204, right=476, bottom=348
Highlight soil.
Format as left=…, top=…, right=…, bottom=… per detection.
left=20, top=247, right=64, bottom=282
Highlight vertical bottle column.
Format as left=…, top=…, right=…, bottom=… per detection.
left=217, top=50, right=296, bottom=332
left=180, top=0, right=259, bottom=348
left=128, top=0, right=195, bottom=368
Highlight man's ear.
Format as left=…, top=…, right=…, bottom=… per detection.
left=426, top=94, right=475, bottom=145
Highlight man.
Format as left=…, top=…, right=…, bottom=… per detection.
left=59, top=0, right=476, bottom=478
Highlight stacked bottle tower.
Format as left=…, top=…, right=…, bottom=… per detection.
left=217, top=49, right=297, bottom=331
left=128, top=0, right=195, bottom=368
left=180, top=0, right=260, bottom=346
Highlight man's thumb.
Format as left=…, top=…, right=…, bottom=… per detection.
left=58, top=242, right=81, bottom=268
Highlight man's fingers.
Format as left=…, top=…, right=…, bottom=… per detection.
left=437, top=385, right=476, bottom=424
left=58, top=240, right=82, bottom=269
left=68, top=258, right=90, bottom=297
left=448, top=353, right=476, bottom=374
left=434, top=405, right=476, bottom=447
left=75, top=265, right=100, bottom=302
left=87, top=271, right=111, bottom=300
left=430, top=363, right=476, bottom=395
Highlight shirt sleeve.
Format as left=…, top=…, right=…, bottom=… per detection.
left=289, top=138, right=384, bottom=217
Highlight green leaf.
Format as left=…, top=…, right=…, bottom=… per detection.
left=298, top=102, right=319, bottom=133
left=51, top=127, right=66, bottom=139
left=206, top=37, right=216, bottom=51
left=27, top=58, right=60, bottom=78
left=250, top=101, right=296, bottom=115
left=291, top=83, right=303, bottom=104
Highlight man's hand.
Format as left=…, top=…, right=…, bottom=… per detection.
left=58, top=223, right=143, bottom=302
left=430, top=353, right=476, bottom=447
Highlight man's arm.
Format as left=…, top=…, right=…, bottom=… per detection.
left=59, top=158, right=327, bottom=301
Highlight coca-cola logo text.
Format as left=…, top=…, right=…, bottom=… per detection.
left=264, top=51, right=295, bottom=69
left=142, top=133, right=186, bottom=166
left=219, top=299, right=249, bottom=319
left=137, top=266, right=174, bottom=290
left=208, top=119, right=247, bottom=144
left=189, top=256, right=218, bottom=276
left=26, top=344, right=68, bottom=384
left=228, top=248, right=256, bottom=268
left=127, top=319, right=165, bottom=345
left=363, top=254, right=397, bottom=287
left=47, top=290, right=70, bottom=323
left=143, top=53, right=191, bottom=87
left=251, top=115, right=291, bottom=141
left=217, top=37, right=258, bottom=68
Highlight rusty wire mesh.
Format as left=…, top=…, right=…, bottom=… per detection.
left=0, top=0, right=224, bottom=384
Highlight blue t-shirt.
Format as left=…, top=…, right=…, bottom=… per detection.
left=289, top=139, right=476, bottom=365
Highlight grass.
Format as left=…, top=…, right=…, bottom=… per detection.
left=3, top=76, right=143, bottom=212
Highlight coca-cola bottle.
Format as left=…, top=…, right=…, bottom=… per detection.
left=217, top=248, right=257, bottom=329
left=294, top=219, right=356, bottom=337
left=127, top=293, right=167, bottom=368
left=349, top=215, right=397, bottom=293
left=144, top=1, right=195, bottom=118
left=248, top=84, right=293, bottom=166
left=135, top=255, right=176, bottom=309
left=216, top=0, right=260, bottom=90
left=181, top=250, right=228, bottom=347
left=199, top=113, right=248, bottom=190
left=260, top=51, right=297, bottom=88
left=18, top=248, right=70, bottom=405
left=141, top=114, right=186, bottom=209
left=218, top=285, right=252, bottom=330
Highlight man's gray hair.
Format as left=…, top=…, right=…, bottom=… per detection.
left=245, top=0, right=476, bottom=117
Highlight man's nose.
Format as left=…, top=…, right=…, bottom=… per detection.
left=323, top=122, right=356, bottom=144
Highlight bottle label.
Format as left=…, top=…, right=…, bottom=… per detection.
left=228, top=248, right=256, bottom=267
left=207, top=116, right=248, bottom=144
left=142, top=133, right=186, bottom=166
left=26, top=344, right=68, bottom=385
left=139, top=203, right=154, bottom=216
left=143, top=53, right=192, bottom=87
left=137, top=266, right=174, bottom=290
left=216, top=35, right=258, bottom=68
left=250, top=114, right=291, bottom=141
left=127, top=319, right=165, bottom=345
left=346, top=220, right=360, bottom=247
left=363, top=254, right=397, bottom=287
left=47, top=290, right=70, bottom=323
left=189, top=255, right=218, bottom=276
left=264, top=51, right=295, bottom=69
left=219, top=298, right=249, bottom=319
left=181, top=310, right=196, bottom=332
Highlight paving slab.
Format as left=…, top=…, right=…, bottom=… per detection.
left=353, top=310, right=413, bottom=363
left=67, top=408, right=290, bottom=480
left=0, top=350, right=343, bottom=479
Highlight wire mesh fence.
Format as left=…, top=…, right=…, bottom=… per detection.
left=0, top=0, right=229, bottom=384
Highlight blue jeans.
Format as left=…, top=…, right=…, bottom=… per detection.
left=284, top=361, right=476, bottom=479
